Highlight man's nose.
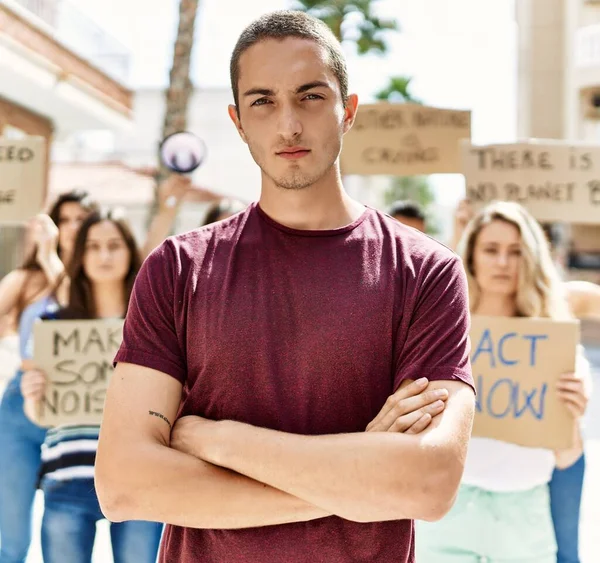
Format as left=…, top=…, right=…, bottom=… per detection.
left=277, top=105, right=302, bottom=141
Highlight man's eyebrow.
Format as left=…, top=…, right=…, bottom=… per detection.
left=242, top=81, right=331, bottom=97
left=243, top=88, right=274, bottom=97
left=296, top=81, right=331, bottom=94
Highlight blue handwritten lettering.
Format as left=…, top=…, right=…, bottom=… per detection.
left=522, top=334, right=548, bottom=366
left=486, top=378, right=513, bottom=418
left=475, top=374, right=547, bottom=420
left=475, top=375, right=483, bottom=412
left=498, top=332, right=518, bottom=366
left=472, top=329, right=495, bottom=368
left=514, top=383, right=546, bottom=420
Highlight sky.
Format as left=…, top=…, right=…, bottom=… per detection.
left=75, top=0, right=517, bottom=205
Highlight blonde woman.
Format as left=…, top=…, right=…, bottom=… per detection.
left=417, top=201, right=590, bottom=563
left=450, top=200, right=596, bottom=563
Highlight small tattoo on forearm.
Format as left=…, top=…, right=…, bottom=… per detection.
left=149, top=410, right=172, bottom=428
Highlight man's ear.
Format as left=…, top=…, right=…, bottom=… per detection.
left=342, top=94, right=359, bottom=134
left=228, top=105, right=248, bottom=144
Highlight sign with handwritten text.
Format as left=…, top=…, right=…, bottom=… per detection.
left=341, top=103, right=471, bottom=175
left=470, top=315, right=579, bottom=449
left=462, top=140, right=600, bottom=224
left=0, top=137, right=46, bottom=224
left=33, top=319, right=123, bottom=427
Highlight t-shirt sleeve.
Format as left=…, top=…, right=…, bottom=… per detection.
left=114, top=241, right=186, bottom=384
left=394, top=254, right=474, bottom=392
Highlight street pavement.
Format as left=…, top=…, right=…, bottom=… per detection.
left=25, top=346, right=600, bottom=562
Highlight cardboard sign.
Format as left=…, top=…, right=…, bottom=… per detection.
left=462, top=140, right=600, bottom=224
left=470, top=315, right=579, bottom=449
left=33, top=319, right=123, bottom=427
left=0, top=137, right=46, bottom=224
left=340, top=103, right=471, bottom=176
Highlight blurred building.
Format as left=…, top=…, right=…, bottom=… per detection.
left=517, top=0, right=600, bottom=283
left=0, top=0, right=134, bottom=275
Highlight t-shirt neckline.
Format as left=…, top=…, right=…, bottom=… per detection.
left=254, top=202, right=370, bottom=237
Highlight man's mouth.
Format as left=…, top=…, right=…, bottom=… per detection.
left=276, top=147, right=311, bottom=160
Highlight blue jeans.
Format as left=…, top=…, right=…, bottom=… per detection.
left=550, top=453, right=585, bottom=563
left=41, top=478, right=162, bottom=563
left=0, top=371, right=47, bottom=563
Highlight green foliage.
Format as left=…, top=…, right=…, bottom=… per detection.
left=384, top=176, right=434, bottom=207
left=294, top=0, right=398, bottom=54
left=375, top=76, right=422, bottom=104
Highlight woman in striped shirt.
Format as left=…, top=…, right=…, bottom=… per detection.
left=20, top=210, right=163, bottom=563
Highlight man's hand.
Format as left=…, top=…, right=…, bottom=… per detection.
left=171, top=415, right=218, bottom=459
left=366, top=378, right=448, bottom=434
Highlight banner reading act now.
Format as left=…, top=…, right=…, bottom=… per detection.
left=470, top=315, right=579, bottom=450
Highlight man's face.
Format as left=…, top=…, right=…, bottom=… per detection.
left=229, top=38, right=357, bottom=191
left=393, top=214, right=426, bottom=233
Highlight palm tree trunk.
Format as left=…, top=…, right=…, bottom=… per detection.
left=151, top=0, right=200, bottom=220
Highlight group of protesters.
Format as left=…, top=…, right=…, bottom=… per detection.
left=1, top=8, right=600, bottom=563
left=0, top=176, right=244, bottom=563
left=0, top=186, right=598, bottom=563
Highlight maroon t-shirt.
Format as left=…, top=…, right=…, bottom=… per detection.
left=115, top=202, right=473, bottom=563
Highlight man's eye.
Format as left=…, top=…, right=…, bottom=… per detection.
left=304, top=94, right=324, bottom=101
left=252, top=98, right=270, bottom=107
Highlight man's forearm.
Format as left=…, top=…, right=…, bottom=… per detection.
left=192, top=420, right=454, bottom=523
left=96, top=441, right=330, bottom=528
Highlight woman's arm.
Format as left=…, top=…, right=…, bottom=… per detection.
left=565, top=280, right=600, bottom=321
left=31, top=214, right=64, bottom=286
left=0, top=270, right=30, bottom=319
left=449, top=199, right=474, bottom=251
left=142, top=175, right=195, bottom=260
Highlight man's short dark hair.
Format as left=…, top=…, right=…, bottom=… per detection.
left=230, top=10, right=348, bottom=110
left=387, top=201, right=426, bottom=222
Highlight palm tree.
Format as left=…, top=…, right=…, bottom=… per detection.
left=294, top=0, right=398, bottom=53
left=155, top=0, right=201, bottom=194
left=375, top=76, right=421, bottom=104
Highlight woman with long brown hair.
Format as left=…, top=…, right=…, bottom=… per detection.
left=0, top=190, right=98, bottom=563
left=20, top=210, right=162, bottom=563
left=0, top=174, right=195, bottom=562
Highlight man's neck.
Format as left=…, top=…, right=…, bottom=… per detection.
left=259, top=166, right=365, bottom=230
left=93, top=283, right=126, bottom=319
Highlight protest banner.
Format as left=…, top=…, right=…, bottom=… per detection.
left=341, top=103, right=471, bottom=175
left=462, top=140, right=600, bottom=224
left=33, top=319, right=123, bottom=427
left=470, top=315, right=579, bottom=449
left=0, top=137, right=46, bottom=224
